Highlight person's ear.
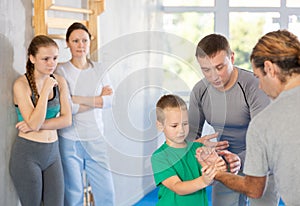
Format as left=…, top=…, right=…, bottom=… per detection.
left=156, top=120, right=164, bottom=132
left=66, top=41, right=70, bottom=48
left=264, top=61, right=276, bottom=77
left=230, top=51, right=235, bottom=64
left=29, top=54, right=35, bottom=64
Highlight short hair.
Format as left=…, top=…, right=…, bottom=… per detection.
left=250, top=29, right=300, bottom=82
left=156, top=94, right=187, bottom=123
left=195, top=33, right=232, bottom=58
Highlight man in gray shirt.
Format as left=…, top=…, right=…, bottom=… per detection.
left=210, top=29, right=300, bottom=206
left=188, top=34, right=279, bottom=206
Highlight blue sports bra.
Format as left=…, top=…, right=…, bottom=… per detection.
left=15, top=74, right=61, bottom=122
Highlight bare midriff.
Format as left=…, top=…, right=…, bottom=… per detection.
left=18, top=129, right=58, bottom=143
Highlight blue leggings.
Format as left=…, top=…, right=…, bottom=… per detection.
left=9, top=137, right=64, bottom=206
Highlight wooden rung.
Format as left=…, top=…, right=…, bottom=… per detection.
left=48, top=33, right=95, bottom=40
left=47, top=17, right=88, bottom=29
left=48, top=34, right=65, bottom=39
left=48, top=5, right=93, bottom=14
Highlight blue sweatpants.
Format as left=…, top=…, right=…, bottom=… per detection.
left=59, top=137, right=115, bottom=206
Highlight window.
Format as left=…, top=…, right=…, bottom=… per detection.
left=161, top=0, right=300, bottom=74
left=163, top=12, right=214, bottom=46
left=229, top=0, right=280, bottom=7
left=163, top=0, right=214, bottom=7
left=288, top=15, right=300, bottom=37
left=229, top=12, right=280, bottom=70
left=286, top=0, right=300, bottom=7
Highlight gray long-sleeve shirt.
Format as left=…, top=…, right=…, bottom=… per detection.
left=188, top=68, right=270, bottom=164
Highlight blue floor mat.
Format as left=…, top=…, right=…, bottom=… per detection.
left=133, top=185, right=285, bottom=205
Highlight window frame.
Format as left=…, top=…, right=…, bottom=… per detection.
left=161, top=0, right=300, bottom=36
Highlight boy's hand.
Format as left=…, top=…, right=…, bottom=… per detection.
left=201, top=165, right=216, bottom=185
left=196, top=146, right=218, bottom=167
left=196, top=147, right=227, bottom=172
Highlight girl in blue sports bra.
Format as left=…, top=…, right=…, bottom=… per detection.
left=9, top=35, right=72, bottom=206
left=15, top=74, right=61, bottom=121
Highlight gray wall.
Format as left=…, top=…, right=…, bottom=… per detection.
left=98, top=1, right=164, bottom=205
left=0, top=0, right=162, bottom=205
left=0, top=0, right=33, bottom=205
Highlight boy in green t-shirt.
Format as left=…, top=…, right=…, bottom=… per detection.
left=151, top=94, right=226, bottom=206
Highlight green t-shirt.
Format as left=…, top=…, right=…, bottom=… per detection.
left=151, top=141, right=208, bottom=206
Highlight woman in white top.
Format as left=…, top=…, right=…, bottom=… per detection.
left=55, top=22, right=115, bottom=206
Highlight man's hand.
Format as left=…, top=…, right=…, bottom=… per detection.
left=218, top=150, right=241, bottom=174
left=194, top=133, right=229, bottom=151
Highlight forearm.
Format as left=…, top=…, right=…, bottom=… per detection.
left=171, top=176, right=211, bottom=195
left=78, top=104, right=93, bottom=113
left=72, top=95, right=103, bottom=108
left=214, top=171, right=265, bottom=198
left=40, top=115, right=72, bottom=130
left=215, top=171, right=247, bottom=193
left=26, top=95, right=49, bottom=130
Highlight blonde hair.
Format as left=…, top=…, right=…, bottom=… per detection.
left=156, top=94, right=187, bottom=123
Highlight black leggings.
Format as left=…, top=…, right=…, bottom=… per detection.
left=9, top=137, right=64, bottom=206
